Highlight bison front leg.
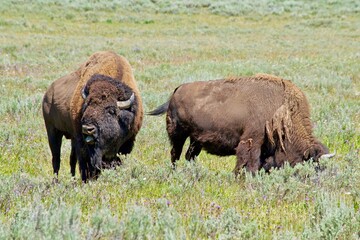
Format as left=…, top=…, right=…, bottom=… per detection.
left=118, top=136, right=135, bottom=155
left=79, top=154, right=88, bottom=182
left=73, top=135, right=90, bottom=182
left=234, top=138, right=261, bottom=176
left=70, top=139, right=77, bottom=177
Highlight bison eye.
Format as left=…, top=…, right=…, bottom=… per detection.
left=106, top=107, right=117, bottom=115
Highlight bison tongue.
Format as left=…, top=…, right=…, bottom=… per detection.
left=84, top=135, right=95, bottom=144
left=88, top=147, right=102, bottom=170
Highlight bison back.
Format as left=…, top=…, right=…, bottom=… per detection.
left=167, top=78, right=286, bottom=154
left=70, top=51, right=143, bottom=135
left=42, top=71, right=81, bottom=137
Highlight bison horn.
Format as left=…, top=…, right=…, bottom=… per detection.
left=81, top=87, right=88, bottom=99
left=320, top=152, right=336, bottom=159
left=117, top=93, right=135, bottom=109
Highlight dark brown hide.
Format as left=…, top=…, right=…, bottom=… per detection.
left=42, top=51, right=143, bottom=182
left=148, top=74, right=329, bottom=174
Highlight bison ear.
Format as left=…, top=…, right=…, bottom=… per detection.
left=81, top=87, right=88, bottom=99
left=303, top=149, right=311, bottom=160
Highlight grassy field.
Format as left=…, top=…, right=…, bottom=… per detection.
left=0, top=0, right=359, bottom=239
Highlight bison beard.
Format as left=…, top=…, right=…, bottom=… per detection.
left=79, top=75, right=136, bottom=178
left=148, top=74, right=333, bottom=175
left=82, top=106, right=135, bottom=171
left=87, top=147, right=102, bottom=173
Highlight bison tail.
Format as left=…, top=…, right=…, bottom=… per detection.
left=147, top=101, right=170, bottom=116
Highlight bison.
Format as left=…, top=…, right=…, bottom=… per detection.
left=42, top=51, right=143, bottom=182
left=148, top=74, right=333, bottom=174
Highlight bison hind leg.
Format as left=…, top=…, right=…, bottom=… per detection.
left=166, top=107, right=189, bottom=168
left=169, top=132, right=188, bottom=168
left=185, top=138, right=202, bottom=161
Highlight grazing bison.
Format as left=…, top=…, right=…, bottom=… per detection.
left=42, top=51, right=143, bottom=182
left=148, top=74, right=333, bottom=174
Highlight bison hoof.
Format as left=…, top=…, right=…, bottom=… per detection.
left=52, top=177, right=59, bottom=184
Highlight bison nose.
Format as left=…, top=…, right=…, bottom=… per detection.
left=82, top=124, right=96, bottom=145
left=82, top=124, right=96, bottom=135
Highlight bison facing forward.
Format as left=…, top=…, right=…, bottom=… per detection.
left=42, top=51, right=143, bottom=182
left=149, top=74, right=332, bottom=174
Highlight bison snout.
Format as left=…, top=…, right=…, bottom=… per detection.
left=82, top=124, right=97, bottom=144
left=82, top=124, right=96, bottom=135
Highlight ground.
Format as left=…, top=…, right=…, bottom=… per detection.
left=0, top=1, right=359, bottom=239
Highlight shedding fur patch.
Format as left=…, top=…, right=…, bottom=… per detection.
left=224, top=77, right=242, bottom=83
left=254, top=73, right=283, bottom=81
left=265, top=104, right=292, bottom=152
left=224, top=74, right=285, bottom=87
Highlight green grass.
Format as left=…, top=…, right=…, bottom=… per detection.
left=0, top=0, right=359, bottom=238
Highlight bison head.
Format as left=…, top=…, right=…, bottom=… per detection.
left=80, top=74, right=137, bottom=169
left=261, top=136, right=333, bottom=171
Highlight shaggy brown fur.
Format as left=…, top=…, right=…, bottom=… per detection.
left=70, top=51, right=143, bottom=134
left=148, top=74, right=329, bottom=174
left=42, top=51, right=143, bottom=182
